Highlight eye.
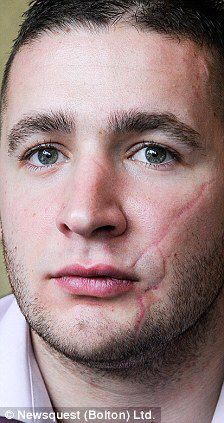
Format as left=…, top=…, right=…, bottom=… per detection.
left=24, top=145, right=68, bottom=169
left=131, top=144, right=176, bottom=167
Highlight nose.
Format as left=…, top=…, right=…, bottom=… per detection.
left=56, top=159, right=127, bottom=239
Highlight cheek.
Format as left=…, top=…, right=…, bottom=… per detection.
left=125, top=178, right=198, bottom=245
left=129, top=180, right=224, bottom=334
left=126, top=178, right=224, bottom=268
left=0, top=175, right=62, bottom=257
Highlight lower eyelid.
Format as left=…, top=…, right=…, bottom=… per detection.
left=23, top=160, right=68, bottom=174
left=136, top=160, right=176, bottom=172
left=130, top=156, right=177, bottom=171
left=134, top=158, right=175, bottom=166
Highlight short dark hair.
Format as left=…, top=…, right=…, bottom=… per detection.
left=1, top=0, right=224, bottom=120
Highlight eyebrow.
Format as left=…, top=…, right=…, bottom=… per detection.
left=8, top=110, right=75, bottom=153
left=8, top=109, right=202, bottom=154
left=108, top=110, right=202, bottom=150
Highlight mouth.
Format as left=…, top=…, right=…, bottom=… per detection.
left=51, top=264, right=138, bottom=298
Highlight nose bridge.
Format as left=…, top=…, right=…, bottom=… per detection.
left=56, top=151, right=127, bottom=238
left=71, top=154, right=113, bottom=208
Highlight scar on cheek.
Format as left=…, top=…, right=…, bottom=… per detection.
left=134, top=294, right=146, bottom=338
left=133, top=247, right=166, bottom=337
left=89, top=378, right=98, bottom=389
left=133, top=180, right=214, bottom=337
left=134, top=245, right=166, bottom=291
left=134, top=179, right=214, bottom=270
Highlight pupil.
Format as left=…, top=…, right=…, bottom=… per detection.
left=38, top=148, right=59, bottom=165
left=145, top=146, right=166, bottom=164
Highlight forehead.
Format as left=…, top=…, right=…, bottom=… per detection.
left=4, top=25, right=211, bottom=133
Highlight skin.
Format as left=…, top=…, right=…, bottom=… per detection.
left=1, top=24, right=224, bottom=421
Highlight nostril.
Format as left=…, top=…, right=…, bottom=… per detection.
left=93, top=225, right=115, bottom=234
left=57, top=205, right=127, bottom=238
left=60, top=223, right=70, bottom=233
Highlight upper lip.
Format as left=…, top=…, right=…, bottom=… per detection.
left=51, top=264, right=137, bottom=282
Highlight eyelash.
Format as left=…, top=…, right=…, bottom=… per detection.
left=18, top=140, right=181, bottom=173
left=128, top=141, right=181, bottom=169
left=18, top=142, right=68, bottom=172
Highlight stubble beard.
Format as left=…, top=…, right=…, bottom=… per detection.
left=2, top=230, right=224, bottom=385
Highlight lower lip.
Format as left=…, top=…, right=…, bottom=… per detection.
left=54, top=276, right=135, bottom=298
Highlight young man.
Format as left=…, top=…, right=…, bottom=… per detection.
left=0, top=1, right=224, bottom=422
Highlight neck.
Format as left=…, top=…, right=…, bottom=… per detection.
left=31, top=298, right=224, bottom=423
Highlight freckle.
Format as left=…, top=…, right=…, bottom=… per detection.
left=32, top=212, right=36, bottom=217
left=78, top=322, right=85, bottom=331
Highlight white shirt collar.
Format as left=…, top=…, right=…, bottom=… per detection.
left=212, top=382, right=224, bottom=422
left=0, top=295, right=52, bottom=422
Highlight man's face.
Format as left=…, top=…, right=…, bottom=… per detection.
left=1, top=25, right=224, bottom=373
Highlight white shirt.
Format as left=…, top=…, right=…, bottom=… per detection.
left=0, top=294, right=223, bottom=422
left=0, top=294, right=52, bottom=423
